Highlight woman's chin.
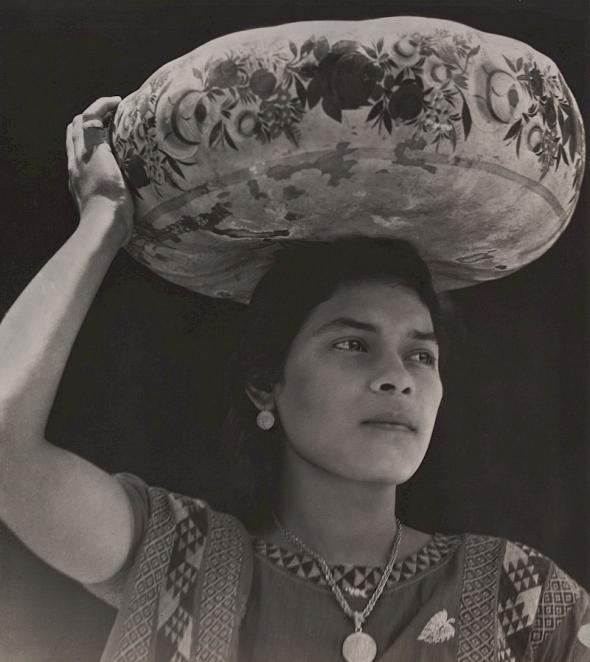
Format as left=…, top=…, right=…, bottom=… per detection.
left=350, top=437, right=428, bottom=484
left=334, top=451, right=424, bottom=486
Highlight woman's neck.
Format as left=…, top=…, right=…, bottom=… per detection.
left=271, top=446, right=401, bottom=566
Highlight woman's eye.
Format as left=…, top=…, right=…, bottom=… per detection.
left=333, top=339, right=367, bottom=352
left=409, top=350, right=436, bottom=366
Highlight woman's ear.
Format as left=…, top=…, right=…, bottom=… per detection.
left=244, top=380, right=275, bottom=412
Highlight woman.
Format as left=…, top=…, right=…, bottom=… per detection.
left=0, top=97, right=588, bottom=662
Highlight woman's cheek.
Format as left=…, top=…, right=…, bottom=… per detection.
left=419, top=375, right=444, bottom=427
left=279, top=366, right=322, bottom=418
left=276, top=360, right=345, bottom=433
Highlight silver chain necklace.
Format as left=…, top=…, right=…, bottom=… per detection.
left=272, top=513, right=403, bottom=662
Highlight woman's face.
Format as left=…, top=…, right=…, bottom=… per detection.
left=272, top=280, right=443, bottom=485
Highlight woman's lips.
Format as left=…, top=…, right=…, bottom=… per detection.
left=362, top=420, right=416, bottom=432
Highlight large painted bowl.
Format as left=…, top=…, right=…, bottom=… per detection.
left=109, top=16, right=585, bottom=301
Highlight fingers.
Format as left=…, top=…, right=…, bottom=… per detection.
left=70, top=112, right=108, bottom=166
left=66, top=122, right=75, bottom=173
left=69, top=96, right=122, bottom=146
left=71, top=114, right=85, bottom=162
left=66, top=96, right=124, bottom=206
left=80, top=96, right=122, bottom=123
left=66, top=122, right=77, bottom=204
left=68, top=96, right=122, bottom=165
left=66, top=121, right=77, bottom=204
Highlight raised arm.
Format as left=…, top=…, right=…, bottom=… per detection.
left=0, top=97, right=138, bottom=584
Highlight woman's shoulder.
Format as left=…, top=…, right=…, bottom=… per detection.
left=452, top=531, right=590, bottom=660
left=115, top=471, right=243, bottom=545
left=453, top=531, right=587, bottom=597
left=85, top=473, right=247, bottom=607
left=116, top=471, right=214, bottom=515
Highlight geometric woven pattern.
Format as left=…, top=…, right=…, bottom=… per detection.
left=194, top=510, right=248, bottom=662
left=99, top=481, right=590, bottom=662
left=154, top=494, right=208, bottom=662
left=104, top=489, right=252, bottom=662
left=457, top=535, right=503, bottom=662
left=253, top=532, right=462, bottom=597
left=530, top=564, right=581, bottom=654
left=109, top=488, right=177, bottom=662
left=496, top=541, right=550, bottom=662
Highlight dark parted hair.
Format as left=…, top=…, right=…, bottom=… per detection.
left=218, top=237, right=446, bottom=530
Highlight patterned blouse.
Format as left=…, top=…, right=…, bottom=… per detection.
left=85, top=475, right=590, bottom=661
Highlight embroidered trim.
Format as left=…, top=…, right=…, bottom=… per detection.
left=253, top=532, right=461, bottom=594
left=496, top=540, right=551, bottom=661
left=194, top=510, right=247, bottom=662
left=109, top=489, right=178, bottom=662
left=154, top=494, right=208, bottom=662
left=529, top=564, right=582, bottom=654
left=457, top=535, right=503, bottom=661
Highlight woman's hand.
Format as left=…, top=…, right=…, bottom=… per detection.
left=66, top=96, right=134, bottom=245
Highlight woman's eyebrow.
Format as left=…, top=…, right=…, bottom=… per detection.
left=313, top=317, right=378, bottom=335
left=409, top=330, right=438, bottom=344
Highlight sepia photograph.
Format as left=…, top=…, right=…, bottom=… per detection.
left=1, top=1, right=589, bottom=660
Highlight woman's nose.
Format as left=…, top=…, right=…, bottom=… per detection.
left=368, top=357, right=413, bottom=394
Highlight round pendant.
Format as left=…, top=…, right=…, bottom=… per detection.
left=342, top=631, right=377, bottom=662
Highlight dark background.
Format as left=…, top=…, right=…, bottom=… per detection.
left=1, top=1, right=589, bottom=660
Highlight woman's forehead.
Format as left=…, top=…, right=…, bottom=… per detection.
left=303, top=280, right=434, bottom=335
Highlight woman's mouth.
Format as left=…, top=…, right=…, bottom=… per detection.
left=362, top=419, right=416, bottom=432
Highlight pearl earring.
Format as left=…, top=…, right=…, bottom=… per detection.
left=256, top=410, right=275, bottom=430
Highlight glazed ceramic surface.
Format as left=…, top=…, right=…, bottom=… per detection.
left=110, top=16, right=585, bottom=301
